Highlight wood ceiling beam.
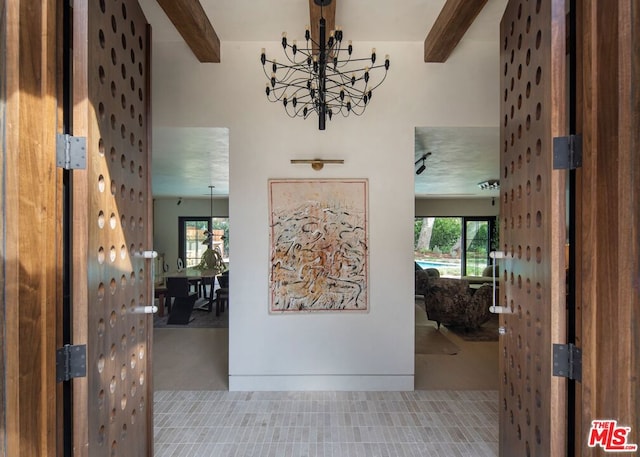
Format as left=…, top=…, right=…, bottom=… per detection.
left=309, top=0, right=336, bottom=53
left=423, top=0, right=489, bottom=62
left=155, top=0, right=220, bottom=62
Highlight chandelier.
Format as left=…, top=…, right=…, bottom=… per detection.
left=202, top=185, right=216, bottom=248
left=199, top=185, right=225, bottom=273
left=260, top=0, right=390, bottom=130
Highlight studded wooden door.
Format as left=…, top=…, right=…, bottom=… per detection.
left=499, top=0, right=568, bottom=456
left=71, top=1, right=153, bottom=456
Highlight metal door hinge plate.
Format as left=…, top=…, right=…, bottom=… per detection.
left=56, top=133, right=87, bottom=170
left=553, top=343, right=582, bottom=381
left=553, top=135, right=582, bottom=170
left=56, top=344, right=87, bottom=382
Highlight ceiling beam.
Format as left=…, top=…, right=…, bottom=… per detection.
left=309, top=0, right=336, bottom=53
left=423, top=0, right=489, bottom=62
left=155, top=0, right=220, bottom=63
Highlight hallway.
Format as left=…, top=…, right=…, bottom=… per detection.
left=152, top=298, right=499, bottom=456
left=154, top=390, right=499, bottom=456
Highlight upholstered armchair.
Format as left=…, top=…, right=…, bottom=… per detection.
left=415, top=264, right=440, bottom=296
left=423, top=277, right=492, bottom=330
left=461, top=264, right=499, bottom=285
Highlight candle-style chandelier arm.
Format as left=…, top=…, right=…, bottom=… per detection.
left=262, top=42, right=388, bottom=78
left=328, top=65, right=388, bottom=110
left=264, top=74, right=315, bottom=101
left=325, top=63, right=390, bottom=92
left=259, top=8, right=390, bottom=130
left=263, top=57, right=389, bottom=97
left=262, top=76, right=320, bottom=120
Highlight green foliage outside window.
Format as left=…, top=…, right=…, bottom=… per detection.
left=429, top=218, right=461, bottom=253
left=468, top=224, right=489, bottom=254
left=211, top=219, right=229, bottom=254
left=414, top=219, right=424, bottom=246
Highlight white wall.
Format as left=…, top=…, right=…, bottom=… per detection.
left=152, top=39, right=499, bottom=390
left=415, top=198, right=500, bottom=217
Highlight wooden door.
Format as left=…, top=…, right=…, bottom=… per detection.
left=2, top=1, right=63, bottom=456
left=499, top=0, right=568, bottom=456
left=576, top=1, right=640, bottom=455
left=71, top=1, right=153, bottom=456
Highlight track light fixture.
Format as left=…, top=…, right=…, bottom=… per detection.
left=415, top=152, right=431, bottom=175
left=478, top=179, right=500, bottom=190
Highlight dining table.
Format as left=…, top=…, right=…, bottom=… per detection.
left=161, top=268, right=221, bottom=315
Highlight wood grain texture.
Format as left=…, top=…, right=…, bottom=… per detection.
left=3, top=1, right=62, bottom=456
left=0, top=1, right=7, bottom=457
left=0, top=1, right=6, bottom=455
left=144, top=22, right=155, bottom=457
left=424, top=0, right=489, bottom=62
left=72, top=1, right=153, bottom=455
left=4, top=3, right=20, bottom=454
left=578, top=0, right=640, bottom=454
left=629, top=0, right=640, bottom=446
left=309, top=0, right=336, bottom=55
left=499, top=0, right=567, bottom=455
left=573, top=1, right=585, bottom=450
left=72, top=0, right=90, bottom=454
left=616, top=0, right=640, bottom=442
left=576, top=5, right=599, bottom=456
left=54, top=2, right=65, bottom=454
left=155, top=0, right=220, bottom=62
left=548, top=2, right=568, bottom=456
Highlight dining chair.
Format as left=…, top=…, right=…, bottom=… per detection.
left=194, top=275, right=215, bottom=313
left=166, top=276, right=198, bottom=325
left=215, top=271, right=229, bottom=316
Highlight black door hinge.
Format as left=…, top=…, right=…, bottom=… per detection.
left=56, top=344, right=87, bottom=382
left=553, top=134, right=582, bottom=170
left=553, top=343, right=582, bottom=381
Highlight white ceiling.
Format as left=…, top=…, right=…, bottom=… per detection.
left=151, top=127, right=229, bottom=197
left=414, top=126, right=500, bottom=197
left=140, top=0, right=507, bottom=199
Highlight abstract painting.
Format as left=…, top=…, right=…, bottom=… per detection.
left=269, top=179, right=369, bottom=312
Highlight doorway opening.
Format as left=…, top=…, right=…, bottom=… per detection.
left=414, top=216, right=498, bottom=277
left=414, top=215, right=500, bottom=391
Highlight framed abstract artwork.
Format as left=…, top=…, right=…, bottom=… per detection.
left=268, top=179, right=369, bottom=312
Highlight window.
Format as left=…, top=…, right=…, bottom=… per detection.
left=414, top=217, right=462, bottom=276
left=179, top=217, right=210, bottom=268
left=178, top=217, right=230, bottom=268
left=463, top=218, right=491, bottom=276
left=210, top=217, right=229, bottom=261
left=414, top=216, right=497, bottom=277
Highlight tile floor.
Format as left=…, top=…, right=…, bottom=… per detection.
left=154, top=390, right=499, bottom=457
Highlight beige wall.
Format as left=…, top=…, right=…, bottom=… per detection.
left=153, top=197, right=229, bottom=270
left=154, top=196, right=500, bottom=262
left=415, top=197, right=500, bottom=217
left=151, top=37, right=500, bottom=390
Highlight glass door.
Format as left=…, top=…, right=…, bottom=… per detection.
left=462, top=217, right=495, bottom=277
left=179, top=217, right=211, bottom=268
left=179, top=217, right=230, bottom=268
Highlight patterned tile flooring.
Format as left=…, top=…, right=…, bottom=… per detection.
left=154, top=390, right=499, bottom=457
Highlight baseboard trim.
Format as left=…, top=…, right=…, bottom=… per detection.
left=228, top=375, right=414, bottom=391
